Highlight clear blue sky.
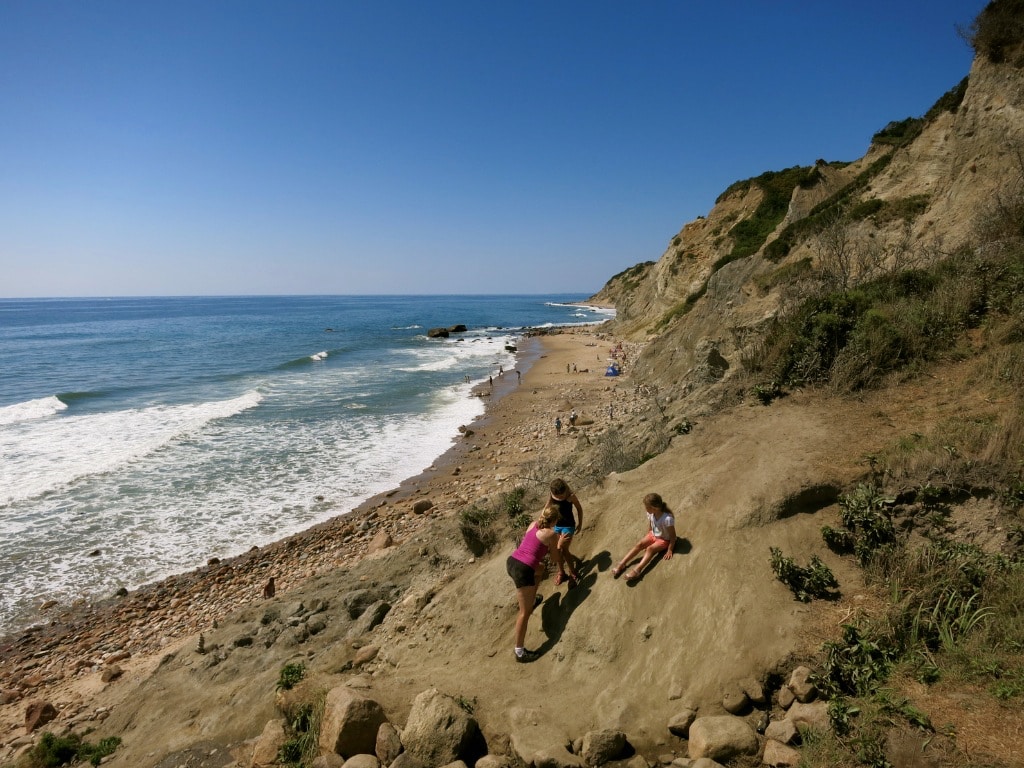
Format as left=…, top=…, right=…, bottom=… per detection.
left=0, top=1, right=983, bottom=298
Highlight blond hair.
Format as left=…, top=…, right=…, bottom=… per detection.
left=537, top=505, right=560, bottom=529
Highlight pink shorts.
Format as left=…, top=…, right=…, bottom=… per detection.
left=643, top=532, right=670, bottom=550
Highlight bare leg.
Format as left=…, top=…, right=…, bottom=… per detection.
left=556, top=534, right=578, bottom=580
left=613, top=538, right=648, bottom=574
left=630, top=540, right=669, bottom=577
left=514, top=584, right=539, bottom=648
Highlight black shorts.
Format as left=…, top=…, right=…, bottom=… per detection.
left=506, top=556, right=536, bottom=588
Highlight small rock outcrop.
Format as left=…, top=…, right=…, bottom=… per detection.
left=318, top=686, right=389, bottom=759
left=580, top=728, right=627, bottom=765
left=400, top=688, right=485, bottom=766
left=23, top=700, right=57, bottom=733
left=686, top=715, right=758, bottom=762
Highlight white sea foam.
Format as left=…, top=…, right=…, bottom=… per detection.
left=0, top=396, right=68, bottom=426
left=397, top=334, right=516, bottom=373
left=0, top=381, right=484, bottom=631
left=0, top=390, right=263, bottom=506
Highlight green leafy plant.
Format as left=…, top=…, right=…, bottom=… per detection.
left=821, top=525, right=855, bottom=554
left=28, top=732, right=122, bottom=768
left=827, top=696, right=860, bottom=736
left=817, top=623, right=897, bottom=698
left=839, top=484, right=896, bottom=566
left=501, top=487, right=531, bottom=531
left=769, top=547, right=839, bottom=602
left=276, top=662, right=306, bottom=691
left=751, top=381, right=782, bottom=405
left=278, top=738, right=303, bottom=765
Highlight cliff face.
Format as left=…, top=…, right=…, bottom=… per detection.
left=596, top=52, right=1024, bottom=419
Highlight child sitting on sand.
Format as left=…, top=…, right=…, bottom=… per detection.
left=611, top=492, right=676, bottom=581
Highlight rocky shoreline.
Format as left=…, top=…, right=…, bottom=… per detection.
left=0, top=323, right=636, bottom=755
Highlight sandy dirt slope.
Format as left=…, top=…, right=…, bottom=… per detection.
left=2, top=329, right=922, bottom=766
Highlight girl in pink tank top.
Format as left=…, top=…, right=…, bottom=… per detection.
left=506, top=506, right=561, bottom=663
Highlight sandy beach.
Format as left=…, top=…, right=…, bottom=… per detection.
left=0, top=322, right=638, bottom=749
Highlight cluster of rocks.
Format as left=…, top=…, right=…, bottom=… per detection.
left=427, top=325, right=468, bottom=338
left=234, top=665, right=829, bottom=768
left=0, top=498, right=444, bottom=751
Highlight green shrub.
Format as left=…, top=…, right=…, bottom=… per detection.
left=822, top=525, right=856, bottom=554
left=28, top=732, right=122, bottom=768
left=276, top=662, right=306, bottom=691
left=873, top=117, right=925, bottom=148
left=716, top=166, right=820, bottom=267
left=817, top=623, right=897, bottom=698
left=748, top=245, right=1006, bottom=391
left=751, top=381, right=782, bottom=405
left=838, top=485, right=896, bottom=566
left=769, top=547, right=840, bottom=602
left=923, top=77, right=968, bottom=120
left=963, top=0, right=1024, bottom=65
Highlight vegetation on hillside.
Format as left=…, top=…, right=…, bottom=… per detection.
left=963, top=0, right=1024, bottom=66
left=716, top=165, right=821, bottom=266
left=750, top=164, right=1024, bottom=765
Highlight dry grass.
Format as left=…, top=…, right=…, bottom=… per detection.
left=895, top=675, right=1024, bottom=766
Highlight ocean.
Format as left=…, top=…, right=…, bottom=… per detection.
left=0, top=294, right=612, bottom=634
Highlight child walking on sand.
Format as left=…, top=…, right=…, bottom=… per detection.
left=612, top=493, right=676, bottom=581
left=546, top=478, right=583, bottom=587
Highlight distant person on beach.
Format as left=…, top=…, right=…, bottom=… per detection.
left=546, top=478, right=583, bottom=587
left=612, top=493, right=676, bottom=581
left=516, top=370, right=521, bottom=383
left=569, top=409, right=577, bottom=427
left=554, top=416, right=562, bottom=435
left=506, top=505, right=562, bottom=663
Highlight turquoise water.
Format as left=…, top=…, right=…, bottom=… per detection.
left=0, top=295, right=611, bottom=633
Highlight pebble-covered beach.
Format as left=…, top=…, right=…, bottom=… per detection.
left=0, top=324, right=644, bottom=751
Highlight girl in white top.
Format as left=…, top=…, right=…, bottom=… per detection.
left=611, top=493, right=677, bottom=581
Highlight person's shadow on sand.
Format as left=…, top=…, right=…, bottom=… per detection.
left=533, top=550, right=611, bottom=657
left=624, top=537, right=691, bottom=586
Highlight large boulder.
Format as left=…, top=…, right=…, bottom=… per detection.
left=667, top=707, right=697, bottom=738
left=687, top=715, right=758, bottom=762
left=401, top=688, right=485, bottom=766
left=427, top=328, right=450, bottom=338
left=580, top=729, right=627, bottom=766
left=24, top=700, right=57, bottom=733
left=319, top=686, right=389, bottom=759
left=788, top=666, right=817, bottom=703
left=376, top=721, right=403, bottom=765
left=252, top=719, right=287, bottom=767
left=786, top=700, right=830, bottom=732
